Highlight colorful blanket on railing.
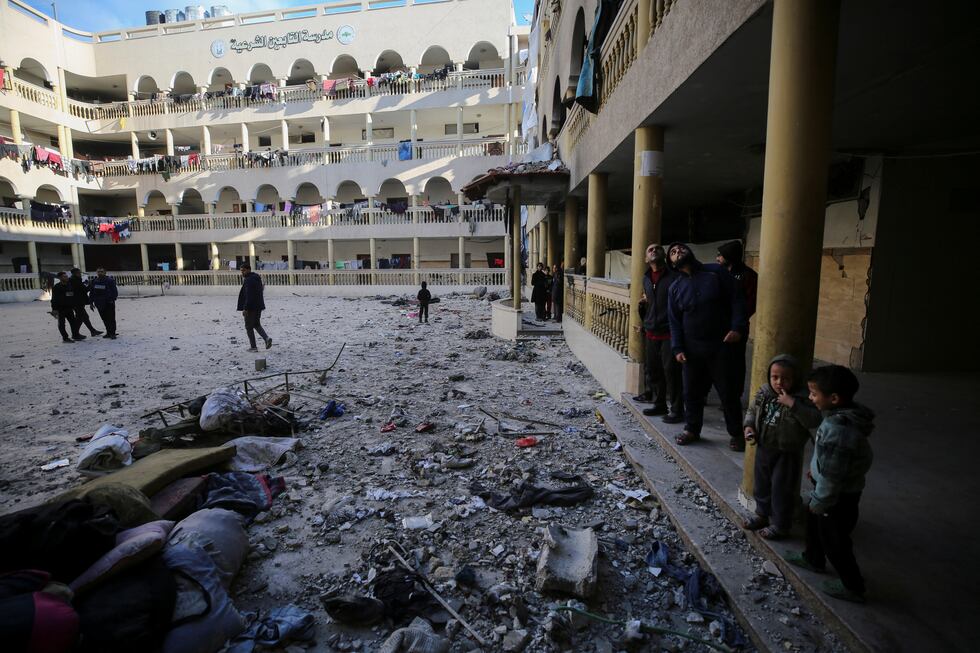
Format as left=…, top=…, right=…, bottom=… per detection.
left=81, top=216, right=131, bottom=242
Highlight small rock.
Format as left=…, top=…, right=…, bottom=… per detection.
left=502, top=628, right=529, bottom=652
left=685, top=612, right=705, bottom=624
left=762, top=560, right=782, bottom=578
left=708, top=621, right=722, bottom=637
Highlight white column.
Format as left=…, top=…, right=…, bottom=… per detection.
left=413, top=237, right=421, bottom=285
left=27, top=241, right=39, bottom=288
left=365, top=112, right=373, bottom=161
left=140, top=244, right=149, bottom=271
left=10, top=110, right=23, bottom=145
left=70, top=242, right=81, bottom=270
left=456, top=106, right=464, bottom=155
left=457, top=191, right=466, bottom=222
left=369, top=237, right=378, bottom=284
left=174, top=243, right=184, bottom=271
left=458, top=236, right=466, bottom=284
left=130, top=132, right=140, bottom=159
left=76, top=243, right=86, bottom=273
left=248, top=241, right=257, bottom=269
left=210, top=242, right=220, bottom=270
left=280, top=119, right=289, bottom=151
left=505, top=104, right=513, bottom=158
left=165, top=129, right=175, bottom=156
left=411, top=194, right=419, bottom=224
left=202, top=125, right=211, bottom=155
left=287, top=239, right=296, bottom=285
left=322, top=116, right=331, bottom=145
left=410, top=109, right=418, bottom=144
left=327, top=238, right=335, bottom=284
left=240, top=123, right=249, bottom=152
left=455, top=62, right=464, bottom=90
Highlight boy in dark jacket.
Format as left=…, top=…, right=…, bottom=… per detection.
left=237, top=264, right=271, bottom=351
left=51, top=271, right=82, bottom=342
left=743, top=354, right=821, bottom=539
left=87, top=267, right=119, bottom=339
left=784, top=364, right=874, bottom=603
left=417, top=281, right=431, bottom=323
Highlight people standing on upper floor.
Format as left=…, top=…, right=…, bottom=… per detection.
left=51, top=271, right=82, bottom=343
left=550, top=263, right=564, bottom=323
left=87, top=267, right=119, bottom=339
left=236, top=263, right=272, bottom=352
left=666, top=242, right=748, bottom=451
left=69, top=268, right=102, bottom=338
left=417, top=281, right=432, bottom=324
left=531, top=262, right=550, bottom=321
left=716, top=240, right=759, bottom=403
left=635, top=244, right=684, bottom=423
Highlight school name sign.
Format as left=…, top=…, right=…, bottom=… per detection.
left=211, top=25, right=355, bottom=57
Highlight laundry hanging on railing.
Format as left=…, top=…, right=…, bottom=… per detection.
left=397, top=140, right=413, bottom=161
left=576, top=0, right=623, bottom=113
left=29, top=200, right=72, bottom=224
left=81, top=216, right=132, bottom=242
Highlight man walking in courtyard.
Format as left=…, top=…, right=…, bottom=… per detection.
left=69, top=268, right=102, bottom=337
left=88, top=267, right=118, bottom=339
left=237, top=263, right=272, bottom=352
left=51, top=271, right=82, bottom=342
left=667, top=242, right=748, bottom=450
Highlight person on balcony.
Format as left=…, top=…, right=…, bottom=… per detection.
left=635, top=244, right=683, bottom=423
left=531, top=262, right=550, bottom=320
left=88, top=267, right=118, bottom=339
left=69, top=268, right=102, bottom=337
left=237, top=264, right=272, bottom=352
left=51, top=271, right=82, bottom=343
left=551, top=263, right=564, bottom=323
left=666, top=242, right=747, bottom=451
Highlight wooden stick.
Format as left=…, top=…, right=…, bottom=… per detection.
left=386, top=546, right=486, bottom=646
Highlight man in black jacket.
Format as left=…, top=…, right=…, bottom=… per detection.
left=88, top=267, right=119, bottom=339
left=237, top=264, right=272, bottom=351
left=530, top=262, right=549, bottom=320
left=51, top=271, right=83, bottom=342
left=635, top=244, right=683, bottom=421
left=69, top=268, right=102, bottom=337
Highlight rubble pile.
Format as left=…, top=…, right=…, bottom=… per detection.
left=0, top=295, right=847, bottom=652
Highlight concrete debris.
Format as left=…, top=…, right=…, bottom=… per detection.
left=535, top=525, right=598, bottom=599
left=762, top=560, right=783, bottom=578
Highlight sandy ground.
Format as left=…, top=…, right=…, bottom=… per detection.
left=0, top=294, right=844, bottom=652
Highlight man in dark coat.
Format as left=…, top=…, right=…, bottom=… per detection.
left=635, top=244, right=683, bottom=421
left=88, top=267, right=119, bottom=339
left=237, top=264, right=272, bottom=351
left=716, top=240, right=758, bottom=403
left=51, top=271, right=82, bottom=342
left=530, top=262, right=549, bottom=320
left=69, top=268, right=102, bottom=337
left=667, top=242, right=748, bottom=451
left=550, top=263, right=564, bottom=322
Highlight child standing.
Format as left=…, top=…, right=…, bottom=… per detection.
left=417, top=281, right=431, bottom=323
left=784, top=364, right=874, bottom=603
left=743, top=354, right=821, bottom=539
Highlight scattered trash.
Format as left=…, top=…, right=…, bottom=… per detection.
left=381, top=421, right=397, bottom=433
left=40, top=458, right=70, bottom=471
left=415, top=422, right=435, bottom=433
left=471, top=472, right=594, bottom=512
left=515, top=437, right=539, bottom=448
left=76, top=425, right=133, bottom=477
left=318, top=400, right=346, bottom=419
left=402, top=514, right=436, bottom=530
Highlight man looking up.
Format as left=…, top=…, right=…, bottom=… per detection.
left=635, top=244, right=683, bottom=423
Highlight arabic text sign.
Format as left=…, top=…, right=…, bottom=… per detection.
left=228, top=29, right=335, bottom=53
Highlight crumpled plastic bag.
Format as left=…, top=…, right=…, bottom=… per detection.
left=77, top=424, right=133, bottom=477
left=226, top=437, right=301, bottom=472
left=378, top=617, right=449, bottom=653
left=199, top=387, right=250, bottom=432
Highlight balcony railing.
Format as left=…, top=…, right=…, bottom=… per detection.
left=126, top=206, right=505, bottom=233
left=87, top=138, right=521, bottom=179
left=107, top=269, right=506, bottom=287
left=0, top=273, right=39, bottom=291
left=565, top=274, right=630, bottom=357
left=41, top=68, right=522, bottom=122
left=0, top=207, right=77, bottom=231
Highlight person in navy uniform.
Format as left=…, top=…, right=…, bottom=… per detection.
left=88, top=267, right=119, bottom=339
left=51, top=271, right=82, bottom=342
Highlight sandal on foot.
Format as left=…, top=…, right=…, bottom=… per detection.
left=782, top=550, right=826, bottom=574
left=729, top=438, right=746, bottom=452
left=759, top=525, right=788, bottom=540
left=821, top=579, right=866, bottom=603
left=743, top=515, right=769, bottom=531
left=675, top=431, right=701, bottom=446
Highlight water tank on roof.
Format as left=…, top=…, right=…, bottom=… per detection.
left=163, top=9, right=178, bottom=23
left=210, top=5, right=231, bottom=18
left=185, top=5, right=204, bottom=20
left=176, top=10, right=186, bottom=21
left=145, top=11, right=163, bottom=25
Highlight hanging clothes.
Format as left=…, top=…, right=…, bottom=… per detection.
left=397, top=140, right=412, bottom=161
left=576, top=0, right=623, bottom=113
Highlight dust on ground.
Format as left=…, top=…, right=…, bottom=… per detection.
left=0, top=294, right=841, bottom=652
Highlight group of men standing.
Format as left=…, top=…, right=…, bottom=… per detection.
left=530, top=262, right=565, bottom=323
left=635, top=240, right=758, bottom=451
left=50, top=268, right=118, bottom=342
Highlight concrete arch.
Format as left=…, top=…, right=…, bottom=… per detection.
left=422, top=176, right=454, bottom=204
left=16, top=58, right=51, bottom=86
left=567, top=7, right=588, bottom=99
left=419, top=46, right=452, bottom=73
left=178, top=188, right=206, bottom=213
left=142, top=189, right=168, bottom=211
left=134, top=75, right=160, bottom=96
left=378, top=177, right=408, bottom=200
left=329, top=54, right=360, bottom=78
left=286, top=58, right=316, bottom=85
left=551, top=76, right=566, bottom=136
left=0, top=176, right=21, bottom=203
left=254, top=183, right=281, bottom=207
left=373, top=49, right=405, bottom=75
left=170, top=71, right=196, bottom=94
left=465, top=41, right=503, bottom=69
left=332, top=180, right=365, bottom=203
left=292, top=181, right=324, bottom=205
left=208, top=67, right=234, bottom=90
left=213, top=186, right=243, bottom=212
left=34, top=184, right=63, bottom=203
left=247, top=63, right=275, bottom=84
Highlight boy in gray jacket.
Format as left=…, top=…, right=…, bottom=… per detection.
left=785, top=364, right=874, bottom=603
left=743, top=354, right=821, bottom=539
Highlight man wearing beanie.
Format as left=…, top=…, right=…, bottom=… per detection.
left=716, top=240, right=758, bottom=403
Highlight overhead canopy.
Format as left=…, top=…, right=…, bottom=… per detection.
left=462, top=163, right=569, bottom=205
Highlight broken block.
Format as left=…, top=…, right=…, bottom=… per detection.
left=535, top=525, right=598, bottom=599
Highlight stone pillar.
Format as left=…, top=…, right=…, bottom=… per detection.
left=411, top=194, right=419, bottom=224
left=174, top=243, right=184, bottom=271
left=457, top=191, right=466, bottom=222
left=511, top=186, right=522, bottom=309
left=458, top=236, right=466, bottom=284
left=365, top=113, right=373, bottom=161
left=410, top=109, right=418, bottom=144
left=77, top=243, right=87, bottom=273
left=322, top=116, right=331, bottom=144
left=455, top=62, right=464, bottom=90
left=201, top=125, right=212, bottom=155
left=140, top=244, right=149, bottom=271
left=456, top=106, right=464, bottom=156
left=327, top=238, right=335, bottom=284
left=280, top=119, right=289, bottom=151
left=170, top=203, right=180, bottom=231
left=548, top=213, right=559, bottom=268
left=539, top=222, right=548, bottom=269
left=210, top=242, right=220, bottom=270
left=286, top=239, right=296, bottom=285
left=743, top=0, right=841, bottom=501
left=564, top=197, right=579, bottom=273
left=27, top=241, right=39, bottom=288
left=628, top=125, right=664, bottom=362
left=585, top=173, right=608, bottom=330
left=165, top=129, right=175, bottom=156
left=206, top=202, right=215, bottom=229
left=240, top=123, right=249, bottom=152
left=131, top=132, right=140, bottom=159
left=248, top=241, right=257, bottom=270
left=504, top=104, right=512, bottom=158
left=369, top=238, right=378, bottom=284
left=56, top=125, right=68, bottom=160
left=70, top=242, right=81, bottom=270
left=10, top=110, right=22, bottom=144
left=413, top=237, right=421, bottom=285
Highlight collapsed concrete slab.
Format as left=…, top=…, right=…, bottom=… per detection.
left=535, top=525, right=598, bottom=599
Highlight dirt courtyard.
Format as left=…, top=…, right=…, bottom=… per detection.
left=0, top=293, right=842, bottom=652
